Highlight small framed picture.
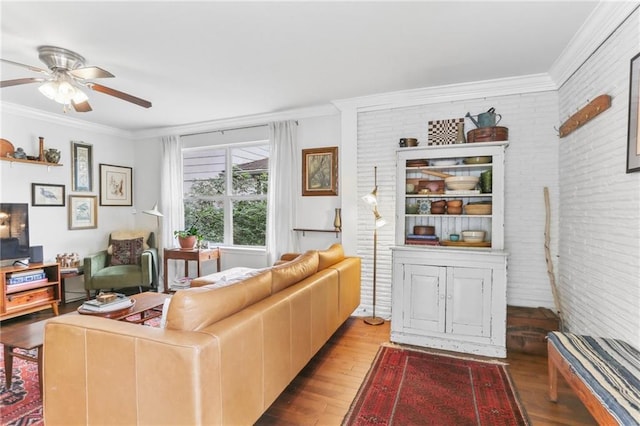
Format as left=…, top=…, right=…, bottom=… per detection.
left=31, top=183, right=65, bottom=206
left=302, top=146, right=338, bottom=196
left=99, top=164, right=133, bottom=206
left=71, top=141, right=93, bottom=192
left=627, top=51, right=640, bottom=173
left=68, top=195, right=97, bottom=230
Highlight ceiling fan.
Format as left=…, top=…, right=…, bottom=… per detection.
left=0, top=45, right=152, bottom=112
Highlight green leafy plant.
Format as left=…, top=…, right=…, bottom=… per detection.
left=173, top=224, right=202, bottom=241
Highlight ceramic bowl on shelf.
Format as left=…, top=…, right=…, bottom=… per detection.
left=430, top=158, right=458, bottom=166
left=446, top=199, right=462, bottom=208
left=444, top=176, right=479, bottom=190
left=463, top=156, right=491, bottom=164
left=464, top=203, right=492, bottom=215
left=449, top=234, right=460, bottom=242
left=461, top=230, right=486, bottom=243
left=447, top=206, right=462, bottom=215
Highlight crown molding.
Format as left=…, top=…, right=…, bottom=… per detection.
left=333, top=73, right=556, bottom=113
left=0, top=101, right=131, bottom=138
left=549, top=2, right=640, bottom=88
left=131, top=103, right=339, bottom=140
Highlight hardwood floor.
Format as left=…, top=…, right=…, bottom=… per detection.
left=2, top=304, right=596, bottom=425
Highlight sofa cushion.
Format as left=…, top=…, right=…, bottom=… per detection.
left=110, top=237, right=144, bottom=266
left=271, top=250, right=319, bottom=293
left=318, top=243, right=345, bottom=270
left=165, top=270, right=272, bottom=331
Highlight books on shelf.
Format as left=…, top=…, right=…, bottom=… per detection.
left=10, top=268, right=44, bottom=278
left=7, top=271, right=46, bottom=285
left=406, top=238, right=440, bottom=246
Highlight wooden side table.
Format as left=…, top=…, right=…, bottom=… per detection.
left=60, top=269, right=84, bottom=304
left=163, top=248, right=221, bottom=293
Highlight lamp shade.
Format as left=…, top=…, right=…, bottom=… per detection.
left=142, top=203, right=163, bottom=217
left=362, top=187, right=378, bottom=206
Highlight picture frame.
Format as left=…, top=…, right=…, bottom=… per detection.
left=302, top=146, right=338, bottom=196
left=71, top=141, right=93, bottom=192
left=68, top=195, right=97, bottom=230
left=627, top=52, right=640, bottom=173
left=99, top=163, right=133, bottom=206
left=31, top=183, right=65, bottom=206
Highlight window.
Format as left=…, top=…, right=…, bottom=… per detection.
left=183, top=142, right=269, bottom=247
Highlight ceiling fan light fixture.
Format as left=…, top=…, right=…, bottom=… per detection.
left=39, top=79, right=87, bottom=106
left=72, top=87, right=88, bottom=103
left=38, top=81, right=58, bottom=100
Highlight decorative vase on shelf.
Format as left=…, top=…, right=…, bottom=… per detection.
left=38, top=137, right=45, bottom=161
left=333, top=208, right=342, bottom=231
left=45, top=148, right=61, bottom=164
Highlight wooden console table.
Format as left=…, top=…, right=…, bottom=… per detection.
left=163, top=248, right=221, bottom=293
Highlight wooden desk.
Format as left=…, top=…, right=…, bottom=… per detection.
left=163, top=248, right=221, bottom=293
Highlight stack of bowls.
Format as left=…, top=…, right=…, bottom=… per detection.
left=446, top=199, right=462, bottom=215
left=430, top=200, right=446, bottom=214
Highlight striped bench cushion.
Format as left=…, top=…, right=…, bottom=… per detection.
left=547, top=332, right=640, bottom=424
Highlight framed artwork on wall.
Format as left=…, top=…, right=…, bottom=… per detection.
left=31, top=183, right=65, bottom=206
left=68, top=195, right=97, bottom=230
left=99, top=164, right=133, bottom=206
left=627, top=52, right=640, bottom=173
left=71, top=141, right=93, bottom=191
left=302, top=146, right=338, bottom=196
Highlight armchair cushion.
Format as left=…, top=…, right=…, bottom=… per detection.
left=110, top=237, right=144, bottom=266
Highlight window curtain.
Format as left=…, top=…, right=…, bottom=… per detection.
left=160, top=135, right=184, bottom=289
left=267, top=121, right=298, bottom=264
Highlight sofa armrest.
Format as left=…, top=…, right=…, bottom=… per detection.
left=83, top=250, right=108, bottom=287
left=44, top=315, right=222, bottom=425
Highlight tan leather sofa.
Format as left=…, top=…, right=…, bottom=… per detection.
left=43, top=244, right=360, bottom=425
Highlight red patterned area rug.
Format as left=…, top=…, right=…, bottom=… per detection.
left=343, top=345, right=529, bottom=426
left=0, top=346, right=43, bottom=426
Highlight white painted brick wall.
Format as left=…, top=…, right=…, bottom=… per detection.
left=356, top=91, right=561, bottom=320
left=558, top=10, right=640, bottom=345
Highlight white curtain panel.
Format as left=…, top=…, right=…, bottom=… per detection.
left=267, top=121, right=298, bottom=264
left=160, top=135, right=184, bottom=288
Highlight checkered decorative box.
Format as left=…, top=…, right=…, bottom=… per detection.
left=428, top=118, right=464, bottom=145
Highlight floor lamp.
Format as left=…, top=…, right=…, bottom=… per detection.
left=363, top=167, right=386, bottom=326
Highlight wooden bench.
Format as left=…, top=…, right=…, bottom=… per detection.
left=547, top=332, right=640, bottom=425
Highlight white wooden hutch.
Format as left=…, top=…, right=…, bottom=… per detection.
left=391, top=141, right=508, bottom=358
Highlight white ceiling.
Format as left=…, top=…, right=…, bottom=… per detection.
left=1, top=1, right=598, bottom=132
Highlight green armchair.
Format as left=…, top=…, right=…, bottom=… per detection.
left=84, top=231, right=159, bottom=298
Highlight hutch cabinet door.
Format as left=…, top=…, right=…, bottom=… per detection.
left=402, top=264, right=446, bottom=333
left=446, top=266, right=492, bottom=337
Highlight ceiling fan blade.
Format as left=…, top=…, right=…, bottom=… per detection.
left=72, top=100, right=93, bottom=112
left=1, top=77, right=45, bottom=88
left=70, top=66, right=114, bottom=80
left=1, top=58, right=49, bottom=75
left=87, top=83, right=152, bottom=108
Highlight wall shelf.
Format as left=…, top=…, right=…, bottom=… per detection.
left=0, top=157, right=62, bottom=167
left=293, top=228, right=341, bottom=238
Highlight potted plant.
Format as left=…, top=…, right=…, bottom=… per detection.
left=174, top=224, right=202, bottom=249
